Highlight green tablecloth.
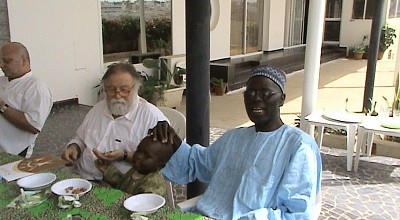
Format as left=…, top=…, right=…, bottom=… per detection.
left=0, top=153, right=209, bottom=220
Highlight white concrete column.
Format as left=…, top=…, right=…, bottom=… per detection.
left=139, top=0, right=147, bottom=53
left=300, top=0, right=327, bottom=133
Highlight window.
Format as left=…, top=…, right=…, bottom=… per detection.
left=352, top=0, right=375, bottom=19
left=389, top=0, right=400, bottom=18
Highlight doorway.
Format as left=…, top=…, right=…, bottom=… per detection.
left=284, top=0, right=309, bottom=47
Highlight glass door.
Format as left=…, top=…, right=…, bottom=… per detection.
left=230, top=0, right=263, bottom=56
left=285, top=0, right=307, bottom=47
left=324, top=0, right=342, bottom=44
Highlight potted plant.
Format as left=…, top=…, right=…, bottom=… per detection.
left=378, top=24, right=396, bottom=60
left=211, top=77, right=227, bottom=96
left=139, top=73, right=165, bottom=105
left=352, top=44, right=366, bottom=60
left=141, top=58, right=186, bottom=108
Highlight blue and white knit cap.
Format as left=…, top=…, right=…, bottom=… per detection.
left=250, top=65, right=286, bottom=93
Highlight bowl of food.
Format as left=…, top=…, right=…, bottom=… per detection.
left=51, top=178, right=92, bottom=196
left=17, top=172, right=57, bottom=190
left=124, top=193, right=165, bottom=214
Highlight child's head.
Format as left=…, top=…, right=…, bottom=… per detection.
left=132, top=135, right=174, bottom=175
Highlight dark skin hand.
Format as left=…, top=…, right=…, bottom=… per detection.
left=94, top=158, right=110, bottom=173
left=149, top=121, right=182, bottom=151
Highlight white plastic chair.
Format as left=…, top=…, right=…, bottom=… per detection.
left=158, top=107, right=186, bottom=139
left=158, top=107, right=186, bottom=208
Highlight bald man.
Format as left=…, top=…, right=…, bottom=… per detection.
left=0, top=42, right=52, bottom=157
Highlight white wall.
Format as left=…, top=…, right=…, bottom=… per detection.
left=210, top=0, right=230, bottom=60
left=262, top=0, right=286, bottom=50
left=340, top=0, right=400, bottom=61
left=339, top=1, right=372, bottom=48
left=7, top=0, right=103, bottom=106
left=172, top=0, right=231, bottom=61
left=172, top=0, right=185, bottom=55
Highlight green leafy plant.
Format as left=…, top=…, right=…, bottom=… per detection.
left=352, top=44, right=366, bottom=53
left=102, top=17, right=140, bottom=54
left=142, top=58, right=185, bottom=89
left=138, top=73, right=165, bottom=105
left=211, top=77, right=226, bottom=88
left=379, top=24, right=396, bottom=52
left=210, top=77, right=227, bottom=95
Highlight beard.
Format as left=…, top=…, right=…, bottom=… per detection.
left=107, top=98, right=131, bottom=116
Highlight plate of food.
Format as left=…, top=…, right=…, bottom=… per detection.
left=124, top=193, right=165, bottom=214
left=51, top=178, right=92, bottom=196
left=380, top=117, right=400, bottom=129
left=17, top=172, right=57, bottom=190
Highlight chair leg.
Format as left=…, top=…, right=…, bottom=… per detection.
left=366, top=133, right=374, bottom=157
left=354, top=128, right=365, bottom=172
left=346, top=125, right=356, bottom=171
left=316, top=126, right=324, bottom=149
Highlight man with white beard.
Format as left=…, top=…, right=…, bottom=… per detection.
left=61, top=63, right=167, bottom=180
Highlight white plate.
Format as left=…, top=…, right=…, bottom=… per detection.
left=51, top=178, right=92, bottom=196
left=17, top=172, right=57, bottom=190
left=322, top=110, right=362, bottom=123
left=124, top=193, right=165, bottom=213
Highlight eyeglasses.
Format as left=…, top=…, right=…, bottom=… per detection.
left=243, top=89, right=278, bottom=100
left=105, top=85, right=135, bottom=97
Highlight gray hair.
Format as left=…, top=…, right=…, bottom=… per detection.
left=102, top=63, right=143, bottom=94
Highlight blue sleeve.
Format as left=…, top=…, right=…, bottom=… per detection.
left=161, top=141, right=214, bottom=184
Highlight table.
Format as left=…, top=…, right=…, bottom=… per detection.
left=0, top=153, right=210, bottom=220
left=305, top=112, right=360, bottom=171
left=354, top=116, right=400, bottom=172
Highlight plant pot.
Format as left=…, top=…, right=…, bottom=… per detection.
left=213, top=84, right=226, bottom=96
left=156, top=86, right=185, bottom=108
left=353, top=52, right=363, bottom=60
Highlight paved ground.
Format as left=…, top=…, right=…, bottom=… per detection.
left=34, top=58, right=400, bottom=219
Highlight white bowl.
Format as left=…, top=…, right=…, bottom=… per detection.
left=124, top=193, right=165, bottom=213
left=51, top=178, right=92, bottom=196
left=17, top=173, right=57, bottom=190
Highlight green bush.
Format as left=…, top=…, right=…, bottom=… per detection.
left=146, top=18, right=172, bottom=53
left=102, top=16, right=140, bottom=54
left=102, top=16, right=172, bottom=55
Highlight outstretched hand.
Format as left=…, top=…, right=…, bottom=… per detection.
left=148, top=121, right=182, bottom=151
left=92, top=148, right=124, bottom=163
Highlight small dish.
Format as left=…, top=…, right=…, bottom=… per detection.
left=17, top=173, right=56, bottom=190
left=51, top=178, right=92, bottom=196
left=381, top=117, right=400, bottom=129
left=124, top=193, right=165, bottom=213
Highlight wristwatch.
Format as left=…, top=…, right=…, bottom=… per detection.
left=0, top=103, right=9, bottom=114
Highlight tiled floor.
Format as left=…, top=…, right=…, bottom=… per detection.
left=35, top=104, right=400, bottom=219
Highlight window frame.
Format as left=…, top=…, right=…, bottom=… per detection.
left=352, top=0, right=374, bottom=20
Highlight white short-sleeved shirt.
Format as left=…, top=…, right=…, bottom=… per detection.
left=68, top=96, right=167, bottom=180
left=0, top=72, right=53, bottom=156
